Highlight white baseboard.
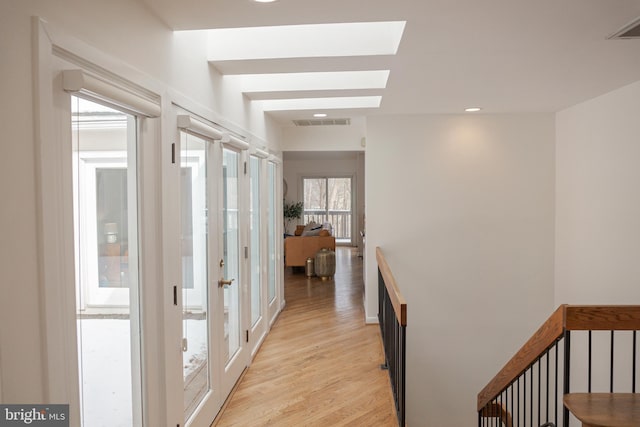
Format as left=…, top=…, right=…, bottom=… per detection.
left=365, top=315, right=379, bottom=324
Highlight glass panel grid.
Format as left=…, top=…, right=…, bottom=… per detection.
left=250, top=156, right=262, bottom=326
left=267, top=163, right=277, bottom=302
left=180, top=131, right=210, bottom=421
left=223, top=149, right=240, bottom=363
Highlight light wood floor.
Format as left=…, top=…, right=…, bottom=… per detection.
left=213, top=247, right=398, bottom=426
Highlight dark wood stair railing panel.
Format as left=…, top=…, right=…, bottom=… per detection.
left=478, top=305, right=640, bottom=427
left=376, top=247, right=407, bottom=427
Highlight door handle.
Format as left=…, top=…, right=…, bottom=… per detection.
left=219, top=278, right=235, bottom=288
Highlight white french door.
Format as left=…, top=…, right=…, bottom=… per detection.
left=179, top=128, right=250, bottom=426
left=218, top=147, right=247, bottom=395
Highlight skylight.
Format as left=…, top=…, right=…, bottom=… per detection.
left=258, top=96, right=382, bottom=111
left=229, top=70, right=390, bottom=93
left=207, top=21, right=406, bottom=61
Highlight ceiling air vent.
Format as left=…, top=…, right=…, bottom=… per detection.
left=293, top=118, right=351, bottom=127
left=608, top=16, right=640, bottom=39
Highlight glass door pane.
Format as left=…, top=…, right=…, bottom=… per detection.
left=327, top=177, right=352, bottom=240
left=222, top=148, right=241, bottom=362
left=180, top=131, right=210, bottom=421
left=72, top=96, right=142, bottom=427
left=249, top=156, right=261, bottom=326
left=303, top=177, right=328, bottom=227
left=267, top=162, right=277, bottom=303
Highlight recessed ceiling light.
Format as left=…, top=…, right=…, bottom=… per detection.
left=313, top=113, right=327, bottom=118
left=254, top=0, right=277, bottom=3
left=465, top=107, right=482, bottom=112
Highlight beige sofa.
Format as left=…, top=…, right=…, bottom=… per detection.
left=284, top=235, right=336, bottom=267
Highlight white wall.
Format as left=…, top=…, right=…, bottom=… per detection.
left=555, top=80, right=640, bottom=305
left=0, top=0, right=281, bottom=404
left=1, top=3, right=48, bottom=403
left=365, top=113, right=556, bottom=426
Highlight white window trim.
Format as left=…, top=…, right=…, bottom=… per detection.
left=63, top=69, right=160, bottom=118
left=177, top=115, right=223, bottom=141
left=177, top=114, right=249, bottom=151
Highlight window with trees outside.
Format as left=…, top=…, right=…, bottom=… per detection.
left=303, top=177, right=352, bottom=242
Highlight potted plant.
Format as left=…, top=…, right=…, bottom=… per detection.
left=283, top=201, right=304, bottom=235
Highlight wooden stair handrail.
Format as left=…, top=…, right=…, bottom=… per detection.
left=376, top=247, right=407, bottom=326
left=478, top=305, right=640, bottom=411
left=564, top=305, right=640, bottom=331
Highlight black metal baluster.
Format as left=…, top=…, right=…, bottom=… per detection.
left=400, top=321, right=406, bottom=427
left=554, top=341, right=558, bottom=426
left=523, top=369, right=526, bottom=427
left=491, top=402, right=494, bottom=427
left=563, top=331, right=571, bottom=427
left=530, top=366, right=533, bottom=427
left=511, top=382, right=514, bottom=427
left=503, top=391, right=507, bottom=427
left=546, top=349, right=550, bottom=423
left=538, top=358, right=541, bottom=426
left=504, top=387, right=511, bottom=424
left=633, top=330, right=637, bottom=393
left=499, top=393, right=503, bottom=427
left=610, top=330, right=615, bottom=393
left=517, top=377, right=520, bottom=427
left=587, top=331, right=592, bottom=393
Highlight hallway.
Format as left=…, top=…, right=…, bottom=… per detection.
left=214, top=247, right=397, bottom=426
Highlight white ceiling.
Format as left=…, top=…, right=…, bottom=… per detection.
left=141, top=0, right=640, bottom=126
